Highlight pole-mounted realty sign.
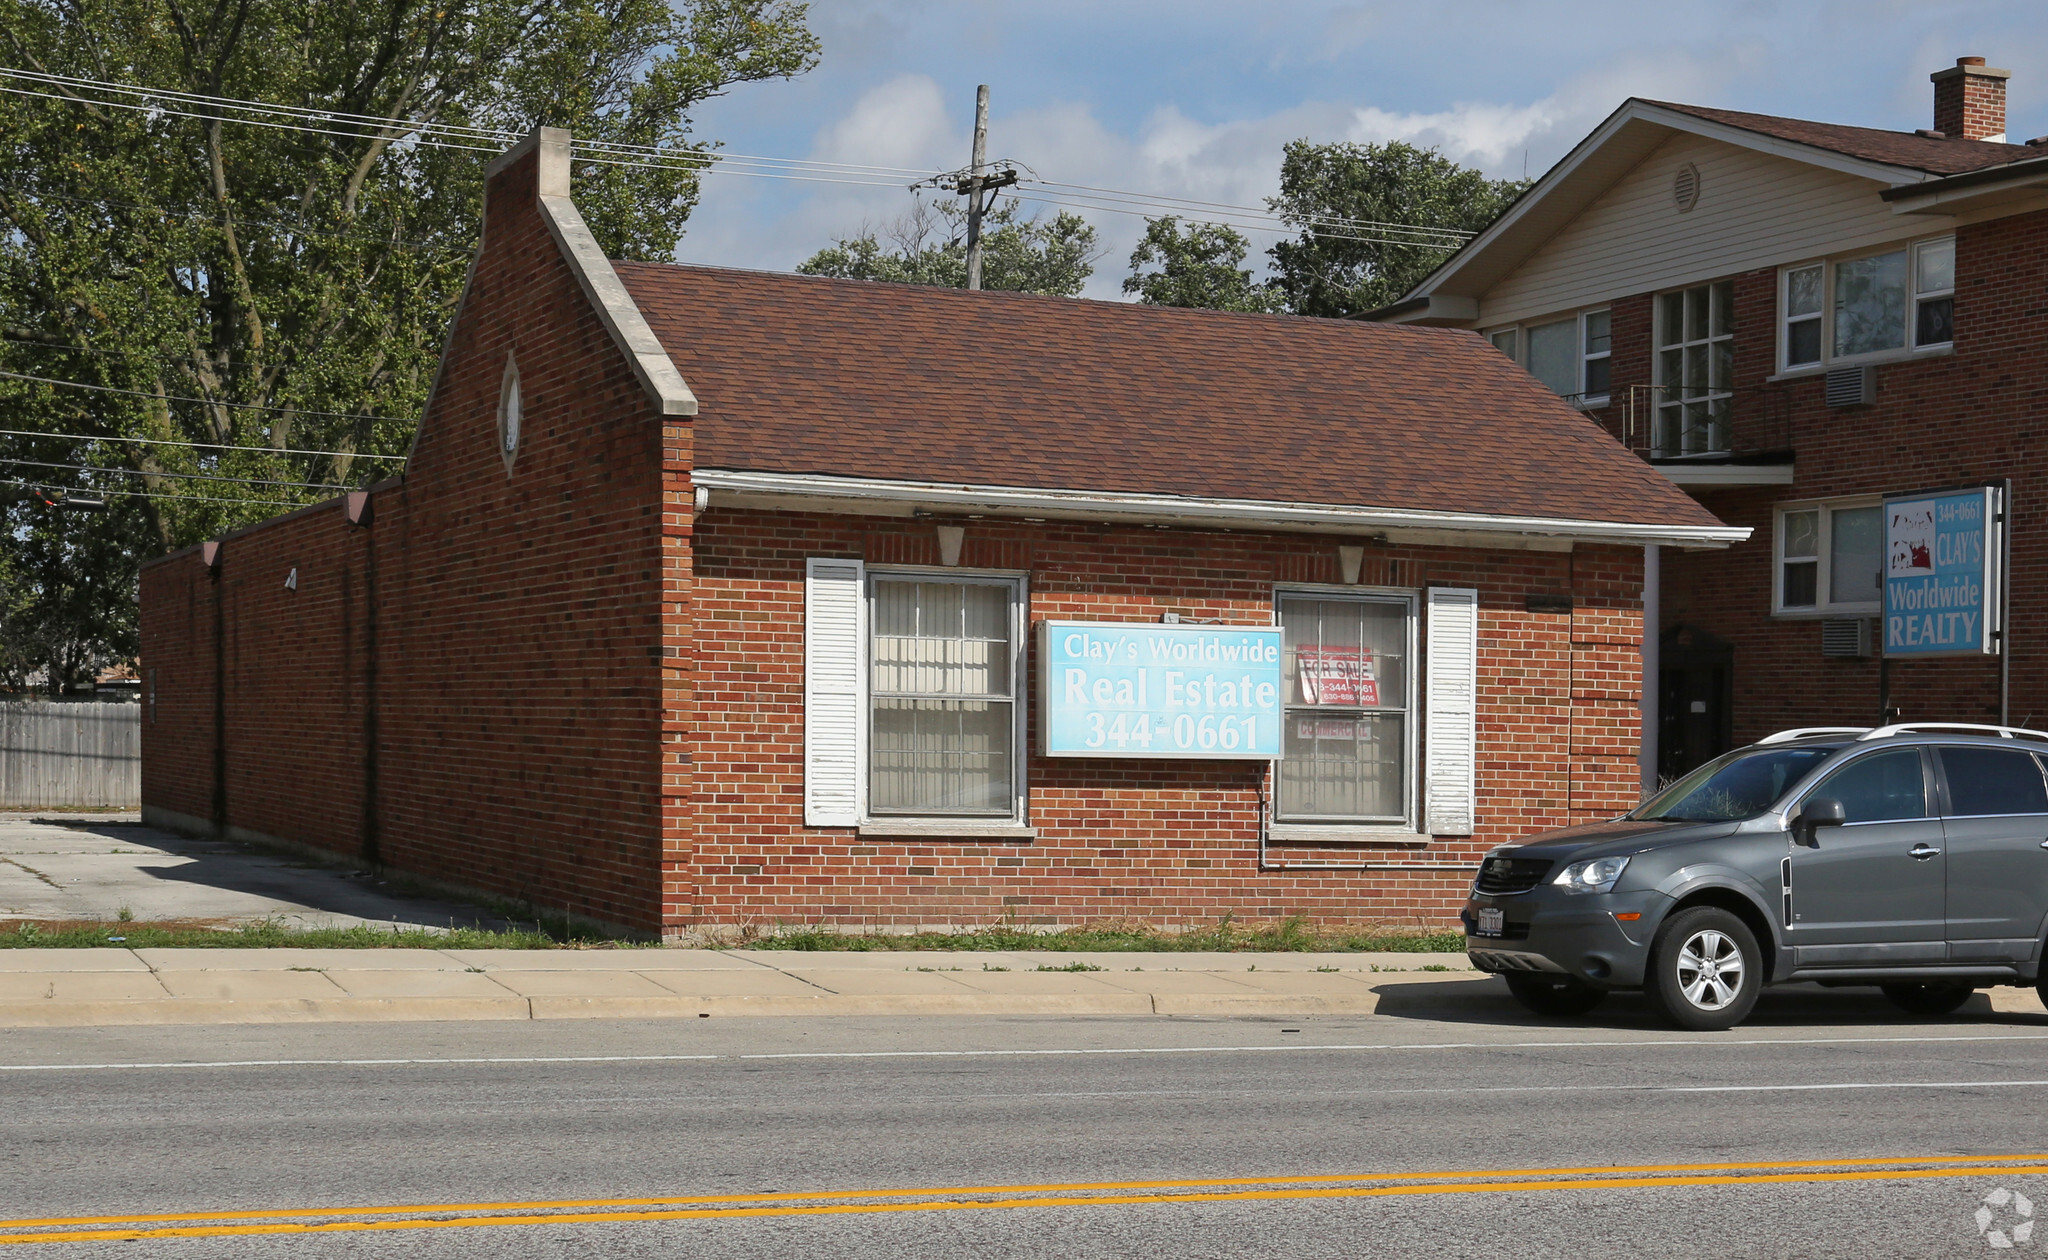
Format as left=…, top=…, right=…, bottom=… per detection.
left=1883, top=486, right=2004, bottom=657
left=1037, top=621, right=1282, bottom=758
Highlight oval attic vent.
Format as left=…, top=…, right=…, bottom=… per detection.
left=1673, top=162, right=1701, bottom=212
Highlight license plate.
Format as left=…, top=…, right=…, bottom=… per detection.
left=1475, top=907, right=1505, bottom=938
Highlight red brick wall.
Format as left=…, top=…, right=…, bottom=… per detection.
left=141, top=139, right=674, bottom=932
left=1648, top=209, right=2048, bottom=745
left=684, top=508, right=1644, bottom=932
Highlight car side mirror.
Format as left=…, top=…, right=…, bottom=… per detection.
left=1797, top=796, right=1846, bottom=846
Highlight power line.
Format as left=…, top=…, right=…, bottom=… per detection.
left=1, top=68, right=1482, bottom=250
left=0, top=427, right=405, bottom=461
left=3, top=475, right=301, bottom=508
left=0, top=368, right=405, bottom=424
left=0, top=457, right=359, bottom=491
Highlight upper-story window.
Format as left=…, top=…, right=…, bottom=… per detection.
left=1780, top=235, right=1954, bottom=372
left=1654, top=280, right=1733, bottom=456
left=1486, top=309, right=1609, bottom=406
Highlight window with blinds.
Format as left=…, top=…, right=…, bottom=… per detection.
left=868, top=575, right=1023, bottom=817
left=1276, top=592, right=1415, bottom=823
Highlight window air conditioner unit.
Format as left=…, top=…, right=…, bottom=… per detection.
left=1821, top=618, right=1874, bottom=658
left=1825, top=366, right=1874, bottom=408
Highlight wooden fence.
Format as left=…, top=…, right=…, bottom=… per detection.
left=0, top=701, right=141, bottom=809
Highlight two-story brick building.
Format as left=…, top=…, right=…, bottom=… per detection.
left=1376, top=57, right=2048, bottom=780
left=137, top=128, right=1736, bottom=938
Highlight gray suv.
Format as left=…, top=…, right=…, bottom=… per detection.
left=1463, top=723, right=2048, bottom=1030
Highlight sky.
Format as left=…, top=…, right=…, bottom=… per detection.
left=674, top=1, right=2048, bottom=300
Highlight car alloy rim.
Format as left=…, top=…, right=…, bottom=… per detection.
left=1675, top=929, right=1744, bottom=1010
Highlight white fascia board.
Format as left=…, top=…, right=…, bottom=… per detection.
left=691, top=468, right=1751, bottom=548
left=1656, top=463, right=1797, bottom=487
left=1406, top=101, right=1927, bottom=303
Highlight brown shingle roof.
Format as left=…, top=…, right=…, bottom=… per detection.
left=1647, top=100, right=2034, bottom=175
left=615, top=263, right=1724, bottom=530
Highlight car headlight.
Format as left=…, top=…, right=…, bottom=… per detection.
left=1553, top=856, right=1629, bottom=894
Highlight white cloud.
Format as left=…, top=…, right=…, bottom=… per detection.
left=677, top=38, right=1766, bottom=300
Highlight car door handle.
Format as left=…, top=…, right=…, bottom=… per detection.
left=1910, top=844, right=1942, bottom=860
left=2040, top=840, right=2048, bottom=850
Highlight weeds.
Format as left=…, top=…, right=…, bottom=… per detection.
left=1035, top=961, right=1106, bottom=972
left=749, top=915, right=1461, bottom=954
left=0, top=918, right=565, bottom=950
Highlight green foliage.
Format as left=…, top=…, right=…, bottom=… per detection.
left=748, top=916, right=1465, bottom=953
left=1265, top=139, right=1528, bottom=318
left=0, top=0, right=818, bottom=690
left=1122, top=216, right=1281, bottom=313
left=798, top=197, right=1101, bottom=297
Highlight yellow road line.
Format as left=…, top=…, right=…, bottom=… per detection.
left=4, top=1158, right=2047, bottom=1244
left=5, top=1152, right=2044, bottom=1230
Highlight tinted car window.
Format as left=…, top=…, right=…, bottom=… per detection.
left=1812, top=749, right=1926, bottom=823
left=1633, top=746, right=1836, bottom=822
left=1940, top=746, right=2048, bottom=816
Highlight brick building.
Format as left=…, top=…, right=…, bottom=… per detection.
left=1375, top=57, right=2048, bottom=779
left=138, top=129, right=1736, bottom=937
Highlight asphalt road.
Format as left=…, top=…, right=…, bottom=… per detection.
left=5, top=989, right=2048, bottom=1258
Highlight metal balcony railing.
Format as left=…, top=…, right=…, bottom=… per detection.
left=1588, top=384, right=1794, bottom=466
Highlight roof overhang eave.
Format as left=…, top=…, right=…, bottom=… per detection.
left=690, top=469, right=1750, bottom=549
left=1396, top=100, right=1936, bottom=308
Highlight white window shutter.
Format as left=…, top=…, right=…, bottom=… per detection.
left=1425, top=587, right=1480, bottom=836
left=804, top=558, right=866, bottom=827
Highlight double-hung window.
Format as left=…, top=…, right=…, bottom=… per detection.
left=1275, top=591, right=1416, bottom=824
left=1775, top=500, right=1882, bottom=615
left=1653, top=280, right=1733, bottom=455
left=1517, top=309, right=1610, bottom=405
left=868, top=573, right=1025, bottom=819
left=1781, top=235, right=1954, bottom=371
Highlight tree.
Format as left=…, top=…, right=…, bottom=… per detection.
left=0, top=0, right=819, bottom=691
left=1265, top=139, right=1528, bottom=319
left=1122, top=216, right=1281, bottom=313
left=798, top=196, right=1101, bottom=297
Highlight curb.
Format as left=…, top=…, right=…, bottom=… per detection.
left=0, top=986, right=1491, bottom=1027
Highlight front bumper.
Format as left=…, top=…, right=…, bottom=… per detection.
left=1461, top=886, right=1670, bottom=988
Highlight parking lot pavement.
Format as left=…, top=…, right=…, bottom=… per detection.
left=0, top=812, right=507, bottom=931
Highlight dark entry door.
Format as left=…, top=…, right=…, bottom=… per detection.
left=1788, top=747, right=1946, bottom=966
left=1659, top=625, right=1732, bottom=781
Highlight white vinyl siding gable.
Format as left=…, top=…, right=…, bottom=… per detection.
left=804, top=557, right=867, bottom=826
left=1424, top=587, right=1480, bottom=836
left=1475, top=131, right=1986, bottom=330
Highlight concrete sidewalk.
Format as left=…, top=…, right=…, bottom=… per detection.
left=0, top=948, right=1504, bottom=1026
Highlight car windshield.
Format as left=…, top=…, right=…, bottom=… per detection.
left=1631, top=746, right=1840, bottom=822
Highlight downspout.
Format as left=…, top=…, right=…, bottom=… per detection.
left=1640, top=544, right=1660, bottom=794
left=360, top=508, right=382, bottom=867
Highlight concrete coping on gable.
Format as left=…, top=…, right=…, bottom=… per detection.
left=489, top=127, right=698, bottom=419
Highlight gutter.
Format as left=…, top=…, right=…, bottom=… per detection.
left=1879, top=150, right=2048, bottom=202
left=690, top=469, right=1751, bottom=548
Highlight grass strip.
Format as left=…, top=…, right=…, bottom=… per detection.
left=748, top=918, right=1464, bottom=954
left=0, top=915, right=1462, bottom=953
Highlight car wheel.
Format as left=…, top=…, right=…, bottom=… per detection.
left=1503, top=972, right=1608, bottom=1017
left=1880, top=981, right=1976, bottom=1017
left=1649, top=906, right=1761, bottom=1031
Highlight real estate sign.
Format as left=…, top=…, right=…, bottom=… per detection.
left=1038, top=621, right=1282, bottom=758
left=1883, top=486, right=2003, bottom=657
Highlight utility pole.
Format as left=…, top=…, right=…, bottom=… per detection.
left=954, top=85, right=1016, bottom=290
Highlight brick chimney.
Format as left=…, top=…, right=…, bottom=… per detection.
left=1931, top=56, right=2010, bottom=142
